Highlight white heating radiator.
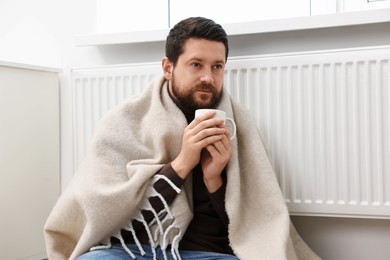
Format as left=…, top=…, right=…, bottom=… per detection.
left=72, top=46, right=390, bottom=219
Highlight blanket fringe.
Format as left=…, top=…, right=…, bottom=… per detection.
left=92, top=174, right=182, bottom=260
left=90, top=240, right=112, bottom=251
left=114, top=230, right=137, bottom=259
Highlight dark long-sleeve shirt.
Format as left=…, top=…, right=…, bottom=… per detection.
left=117, top=92, right=233, bottom=255
left=178, top=164, right=233, bottom=254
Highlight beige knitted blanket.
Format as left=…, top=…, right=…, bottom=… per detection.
left=44, top=74, right=320, bottom=260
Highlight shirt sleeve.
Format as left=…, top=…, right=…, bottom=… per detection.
left=153, top=163, right=185, bottom=203
left=142, top=163, right=185, bottom=222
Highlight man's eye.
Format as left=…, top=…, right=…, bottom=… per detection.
left=191, top=63, right=201, bottom=68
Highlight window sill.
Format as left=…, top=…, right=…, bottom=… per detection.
left=75, top=8, right=390, bottom=46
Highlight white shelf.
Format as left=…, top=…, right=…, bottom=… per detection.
left=75, top=8, right=390, bottom=46
left=0, top=60, right=61, bottom=73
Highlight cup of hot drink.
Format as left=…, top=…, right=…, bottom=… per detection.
left=195, top=109, right=236, bottom=140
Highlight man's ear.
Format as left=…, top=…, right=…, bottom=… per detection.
left=162, top=57, right=173, bottom=80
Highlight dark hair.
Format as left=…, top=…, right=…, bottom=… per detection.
left=165, top=17, right=229, bottom=65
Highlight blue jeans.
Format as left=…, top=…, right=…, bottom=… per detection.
left=76, top=243, right=239, bottom=260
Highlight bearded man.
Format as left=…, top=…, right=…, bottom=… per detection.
left=44, top=17, right=320, bottom=260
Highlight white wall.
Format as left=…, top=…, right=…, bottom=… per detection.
left=0, top=0, right=102, bottom=68
left=1, top=1, right=389, bottom=260
left=292, top=216, right=390, bottom=260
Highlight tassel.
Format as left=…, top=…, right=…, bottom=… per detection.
left=95, top=173, right=183, bottom=259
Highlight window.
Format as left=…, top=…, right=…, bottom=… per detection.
left=170, top=0, right=309, bottom=26
left=342, top=0, right=390, bottom=12
left=96, top=0, right=168, bottom=33
left=96, top=0, right=390, bottom=33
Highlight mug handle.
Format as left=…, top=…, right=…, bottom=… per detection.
left=225, top=117, right=236, bottom=140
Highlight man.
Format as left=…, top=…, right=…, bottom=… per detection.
left=44, top=17, right=320, bottom=260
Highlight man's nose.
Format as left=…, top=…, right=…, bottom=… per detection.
left=200, top=69, right=213, bottom=83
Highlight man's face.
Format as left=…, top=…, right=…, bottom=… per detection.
left=167, top=38, right=226, bottom=110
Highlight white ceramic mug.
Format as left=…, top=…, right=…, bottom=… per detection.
left=195, top=109, right=236, bottom=140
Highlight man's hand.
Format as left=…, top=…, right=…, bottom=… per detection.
left=201, top=125, right=232, bottom=192
left=171, top=111, right=226, bottom=179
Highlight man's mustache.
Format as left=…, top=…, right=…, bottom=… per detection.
left=195, top=83, right=215, bottom=92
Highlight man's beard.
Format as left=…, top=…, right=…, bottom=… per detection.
left=170, top=75, right=222, bottom=111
